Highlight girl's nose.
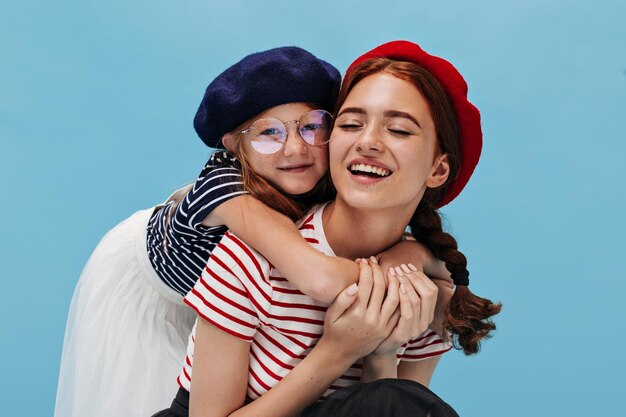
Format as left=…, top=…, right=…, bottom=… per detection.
left=282, top=126, right=308, bottom=156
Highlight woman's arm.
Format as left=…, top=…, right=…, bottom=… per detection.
left=190, top=260, right=399, bottom=417
left=190, top=310, right=354, bottom=417
left=189, top=318, right=250, bottom=417
left=205, top=195, right=358, bottom=303
left=397, top=356, right=442, bottom=387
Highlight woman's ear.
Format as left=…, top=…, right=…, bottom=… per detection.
left=426, top=154, right=450, bottom=189
left=221, top=133, right=237, bottom=153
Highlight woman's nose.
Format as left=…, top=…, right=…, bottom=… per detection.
left=355, top=125, right=384, bottom=152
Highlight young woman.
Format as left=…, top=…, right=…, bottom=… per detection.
left=155, top=40, right=501, bottom=417
left=55, top=46, right=447, bottom=417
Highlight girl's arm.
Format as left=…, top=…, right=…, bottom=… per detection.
left=377, top=239, right=451, bottom=282
left=205, top=196, right=450, bottom=303
left=204, top=195, right=358, bottom=303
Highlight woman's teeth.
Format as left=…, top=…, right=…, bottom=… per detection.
left=349, top=164, right=391, bottom=177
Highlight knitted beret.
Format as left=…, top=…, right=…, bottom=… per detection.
left=346, top=40, right=483, bottom=208
left=194, top=46, right=341, bottom=148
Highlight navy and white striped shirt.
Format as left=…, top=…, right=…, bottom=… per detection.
left=146, top=151, right=247, bottom=296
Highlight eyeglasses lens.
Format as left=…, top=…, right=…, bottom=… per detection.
left=247, top=110, right=332, bottom=154
left=298, top=110, right=332, bottom=146
left=248, top=119, right=285, bottom=154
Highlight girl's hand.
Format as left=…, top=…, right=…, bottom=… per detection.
left=370, top=264, right=439, bottom=356
left=319, top=258, right=400, bottom=363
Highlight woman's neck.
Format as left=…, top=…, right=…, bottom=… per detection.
left=322, top=199, right=414, bottom=260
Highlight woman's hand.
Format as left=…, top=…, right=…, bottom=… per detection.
left=371, top=264, right=439, bottom=356
left=318, top=258, right=400, bottom=364
left=430, top=276, right=454, bottom=337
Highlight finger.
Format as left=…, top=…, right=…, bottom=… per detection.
left=367, top=256, right=386, bottom=310
left=388, top=278, right=415, bottom=343
left=397, top=279, right=415, bottom=332
left=325, top=283, right=359, bottom=324
left=380, top=272, right=400, bottom=321
left=397, top=273, right=423, bottom=336
left=356, top=260, right=374, bottom=306
left=431, top=276, right=454, bottom=290
left=384, top=308, right=401, bottom=336
left=400, top=263, right=412, bottom=275
left=398, top=273, right=421, bottom=314
left=406, top=271, right=438, bottom=329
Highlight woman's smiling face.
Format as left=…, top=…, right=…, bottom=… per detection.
left=329, top=72, right=450, bottom=212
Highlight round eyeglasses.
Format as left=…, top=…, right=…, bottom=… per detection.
left=239, top=109, right=333, bottom=155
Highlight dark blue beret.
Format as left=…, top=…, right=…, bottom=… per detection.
left=194, top=46, right=341, bottom=148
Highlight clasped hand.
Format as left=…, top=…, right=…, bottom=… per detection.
left=320, top=257, right=440, bottom=364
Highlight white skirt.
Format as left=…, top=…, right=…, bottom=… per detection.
left=55, top=208, right=196, bottom=417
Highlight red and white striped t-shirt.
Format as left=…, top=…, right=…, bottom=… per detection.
left=178, top=203, right=451, bottom=399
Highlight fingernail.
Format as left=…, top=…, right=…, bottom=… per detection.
left=388, top=267, right=396, bottom=276
left=394, top=266, right=404, bottom=277
left=347, top=283, right=358, bottom=296
left=369, top=256, right=378, bottom=264
left=408, top=263, right=418, bottom=272
left=401, top=264, right=411, bottom=273
left=355, top=258, right=361, bottom=263
left=400, top=284, right=407, bottom=294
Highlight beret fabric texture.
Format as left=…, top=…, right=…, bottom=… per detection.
left=346, top=40, right=483, bottom=208
left=194, top=46, right=341, bottom=148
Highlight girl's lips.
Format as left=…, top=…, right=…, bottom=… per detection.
left=278, top=164, right=313, bottom=173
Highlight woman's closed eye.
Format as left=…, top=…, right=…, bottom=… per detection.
left=387, top=127, right=413, bottom=136
left=336, top=119, right=364, bottom=130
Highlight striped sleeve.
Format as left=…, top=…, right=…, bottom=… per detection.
left=184, top=232, right=271, bottom=342
left=398, top=329, right=453, bottom=362
left=175, top=151, right=248, bottom=233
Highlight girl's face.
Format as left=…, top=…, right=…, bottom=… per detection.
left=225, top=103, right=329, bottom=195
left=330, top=73, right=450, bottom=212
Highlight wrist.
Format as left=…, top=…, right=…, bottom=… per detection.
left=316, top=337, right=361, bottom=370
left=362, top=352, right=397, bottom=382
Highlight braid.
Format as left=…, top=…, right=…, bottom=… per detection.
left=409, top=204, right=502, bottom=355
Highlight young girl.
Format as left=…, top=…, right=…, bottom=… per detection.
left=154, top=40, right=501, bottom=417
left=55, top=46, right=447, bottom=417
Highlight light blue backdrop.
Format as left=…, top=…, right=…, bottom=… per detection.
left=2, top=1, right=625, bottom=416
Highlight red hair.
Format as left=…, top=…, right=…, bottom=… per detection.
left=338, top=58, right=501, bottom=355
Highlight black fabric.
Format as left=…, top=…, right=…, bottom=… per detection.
left=151, top=388, right=189, bottom=417
left=151, top=380, right=458, bottom=417
left=300, top=379, right=459, bottom=417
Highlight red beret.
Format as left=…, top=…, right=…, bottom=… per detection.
left=346, top=40, right=482, bottom=208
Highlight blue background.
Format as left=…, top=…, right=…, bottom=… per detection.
left=2, top=0, right=625, bottom=415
